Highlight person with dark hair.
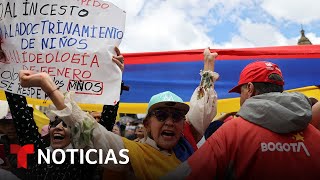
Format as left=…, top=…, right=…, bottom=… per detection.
left=0, top=112, right=18, bottom=145
left=165, top=61, right=320, bottom=179
left=0, top=111, right=27, bottom=179
left=112, top=121, right=125, bottom=136
left=203, top=112, right=236, bottom=140
left=124, top=124, right=137, bottom=140
left=133, top=122, right=145, bottom=142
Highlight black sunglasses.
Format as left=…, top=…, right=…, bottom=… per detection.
left=152, top=109, right=186, bottom=123
left=49, top=118, right=68, bottom=128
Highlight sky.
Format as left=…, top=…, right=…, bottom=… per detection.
left=106, top=0, right=320, bottom=53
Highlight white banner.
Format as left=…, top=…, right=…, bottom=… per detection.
left=0, top=0, right=126, bottom=105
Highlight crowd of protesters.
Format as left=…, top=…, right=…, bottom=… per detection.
left=0, top=43, right=319, bottom=180
left=90, top=111, right=146, bottom=141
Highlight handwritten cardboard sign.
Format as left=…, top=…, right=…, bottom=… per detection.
left=0, top=0, right=126, bottom=105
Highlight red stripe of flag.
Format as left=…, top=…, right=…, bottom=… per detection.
left=123, top=45, right=320, bottom=65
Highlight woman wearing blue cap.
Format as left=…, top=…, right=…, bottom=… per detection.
left=19, top=48, right=219, bottom=180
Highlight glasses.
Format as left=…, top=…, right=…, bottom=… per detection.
left=49, top=118, right=68, bottom=128
left=152, top=109, right=186, bottom=123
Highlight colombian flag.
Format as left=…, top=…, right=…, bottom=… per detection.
left=119, top=45, right=320, bottom=114
left=1, top=45, right=320, bottom=115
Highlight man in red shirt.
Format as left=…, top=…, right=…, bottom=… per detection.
left=165, top=61, right=320, bottom=179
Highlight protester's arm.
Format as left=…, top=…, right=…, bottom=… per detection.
left=99, top=47, right=124, bottom=131
left=99, top=51, right=122, bottom=130
left=186, top=48, right=219, bottom=142
left=99, top=103, right=119, bottom=131
left=5, top=92, right=45, bottom=149
left=19, top=70, right=128, bottom=170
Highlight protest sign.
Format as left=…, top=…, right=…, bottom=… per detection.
left=0, top=0, right=126, bottom=105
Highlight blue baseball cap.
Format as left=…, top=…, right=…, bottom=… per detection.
left=147, top=91, right=189, bottom=113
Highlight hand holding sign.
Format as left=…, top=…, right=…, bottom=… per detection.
left=113, top=46, right=124, bottom=72
left=0, top=0, right=126, bottom=105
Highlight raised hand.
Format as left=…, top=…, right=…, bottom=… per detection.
left=203, top=47, right=218, bottom=72
left=19, top=70, right=57, bottom=94
left=112, top=46, right=124, bottom=72
left=19, top=70, right=65, bottom=110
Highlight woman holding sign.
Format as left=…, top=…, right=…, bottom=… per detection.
left=18, top=48, right=219, bottom=180
left=3, top=47, right=125, bottom=180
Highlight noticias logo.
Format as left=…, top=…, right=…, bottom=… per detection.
left=10, top=144, right=129, bottom=169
